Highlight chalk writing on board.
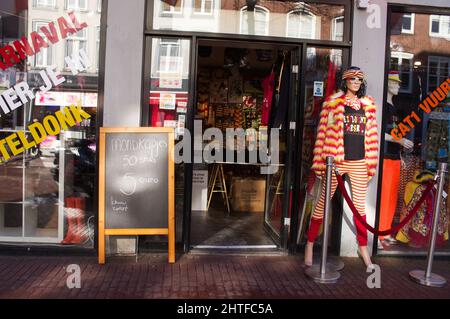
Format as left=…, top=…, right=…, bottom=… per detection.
left=119, top=173, right=160, bottom=196
left=137, top=176, right=159, bottom=184
left=122, top=155, right=161, bottom=166
left=104, top=131, right=169, bottom=229
left=111, top=138, right=168, bottom=160
left=122, top=155, right=138, bottom=166
left=119, top=173, right=137, bottom=196
left=111, top=197, right=128, bottom=213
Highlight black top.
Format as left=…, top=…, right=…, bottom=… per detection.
left=343, top=106, right=366, bottom=160
left=383, top=102, right=401, bottom=160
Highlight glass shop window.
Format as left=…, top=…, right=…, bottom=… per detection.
left=151, top=0, right=347, bottom=42
left=0, top=3, right=101, bottom=247
left=379, top=11, right=450, bottom=255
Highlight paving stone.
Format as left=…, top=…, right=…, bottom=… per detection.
left=0, top=254, right=448, bottom=298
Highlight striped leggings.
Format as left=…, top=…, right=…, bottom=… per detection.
left=307, top=159, right=368, bottom=246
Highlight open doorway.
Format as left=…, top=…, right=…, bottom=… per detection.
left=189, top=40, right=298, bottom=250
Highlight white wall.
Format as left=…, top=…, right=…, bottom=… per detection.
left=102, top=0, right=146, bottom=127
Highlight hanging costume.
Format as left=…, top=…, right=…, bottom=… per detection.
left=396, top=170, right=449, bottom=247
left=261, top=71, right=275, bottom=126
left=307, top=89, right=378, bottom=246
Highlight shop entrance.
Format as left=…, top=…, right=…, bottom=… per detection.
left=188, top=39, right=300, bottom=251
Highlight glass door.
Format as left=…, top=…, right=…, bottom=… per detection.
left=295, top=46, right=345, bottom=251
left=141, top=36, right=192, bottom=251
left=264, top=45, right=301, bottom=249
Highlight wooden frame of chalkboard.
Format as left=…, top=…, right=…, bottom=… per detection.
left=98, top=127, right=175, bottom=264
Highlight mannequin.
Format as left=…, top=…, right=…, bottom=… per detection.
left=378, top=71, right=413, bottom=247
left=304, top=66, right=378, bottom=268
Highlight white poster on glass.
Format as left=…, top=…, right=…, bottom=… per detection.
left=192, top=170, right=208, bottom=211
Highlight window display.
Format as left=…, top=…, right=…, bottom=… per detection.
left=0, top=2, right=101, bottom=247
left=379, top=11, right=450, bottom=254
left=379, top=71, right=413, bottom=245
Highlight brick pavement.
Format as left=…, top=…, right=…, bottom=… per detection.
left=0, top=253, right=449, bottom=299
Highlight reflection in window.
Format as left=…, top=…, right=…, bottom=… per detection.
left=96, top=26, right=100, bottom=70
left=429, top=15, right=450, bottom=38
left=240, top=6, right=269, bottom=36
left=158, top=38, right=182, bottom=74
left=306, top=47, right=316, bottom=70
left=194, top=0, right=213, bottom=15
left=287, top=9, right=316, bottom=39
left=0, top=0, right=100, bottom=246
left=153, top=1, right=345, bottom=41
left=332, top=16, right=344, bottom=41
left=33, top=21, right=53, bottom=67
left=65, top=29, right=87, bottom=68
left=330, top=49, right=342, bottom=67
left=401, top=13, right=414, bottom=34
left=162, top=0, right=184, bottom=14
left=390, top=52, right=413, bottom=93
left=35, top=0, right=56, bottom=8
left=380, top=10, right=450, bottom=255
left=427, top=56, right=450, bottom=93
left=66, top=0, right=88, bottom=11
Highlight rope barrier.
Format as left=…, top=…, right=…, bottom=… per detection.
left=335, top=171, right=436, bottom=236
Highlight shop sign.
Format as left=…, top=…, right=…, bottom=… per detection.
left=35, top=91, right=98, bottom=107
left=63, top=92, right=82, bottom=106
left=192, top=170, right=208, bottom=211
left=159, top=92, right=177, bottom=110
left=98, top=127, right=175, bottom=264
left=313, top=81, right=324, bottom=97
left=177, top=101, right=187, bottom=113
left=159, top=72, right=183, bottom=89
left=83, top=92, right=98, bottom=107
left=35, top=91, right=63, bottom=106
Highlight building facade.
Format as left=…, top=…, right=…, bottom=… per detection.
left=0, top=0, right=449, bottom=258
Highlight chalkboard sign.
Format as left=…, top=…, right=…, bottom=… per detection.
left=98, top=127, right=174, bottom=264
left=104, top=132, right=169, bottom=228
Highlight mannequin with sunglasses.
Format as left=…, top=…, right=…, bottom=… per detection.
left=305, top=66, right=379, bottom=268
left=378, top=71, right=413, bottom=248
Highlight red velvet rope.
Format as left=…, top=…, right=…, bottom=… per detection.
left=335, top=171, right=436, bottom=236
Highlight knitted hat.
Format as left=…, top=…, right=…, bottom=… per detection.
left=388, top=70, right=402, bottom=83
left=342, top=66, right=364, bottom=80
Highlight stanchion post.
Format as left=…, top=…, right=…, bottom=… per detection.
left=409, top=162, right=447, bottom=287
left=305, top=156, right=340, bottom=283
left=320, top=156, right=333, bottom=276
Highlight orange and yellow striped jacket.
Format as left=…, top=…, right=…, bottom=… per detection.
left=311, top=91, right=379, bottom=180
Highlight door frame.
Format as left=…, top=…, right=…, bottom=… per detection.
left=262, top=45, right=303, bottom=250
left=183, top=38, right=303, bottom=252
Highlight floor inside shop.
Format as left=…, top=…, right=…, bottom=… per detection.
left=190, top=41, right=289, bottom=248
left=190, top=206, right=275, bottom=247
